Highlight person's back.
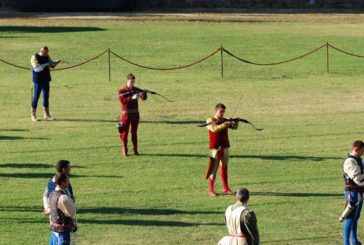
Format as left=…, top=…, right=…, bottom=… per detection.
left=219, top=188, right=259, bottom=245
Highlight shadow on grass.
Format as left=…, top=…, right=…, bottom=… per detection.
left=56, top=118, right=115, bottom=123
left=3, top=216, right=222, bottom=227
left=78, top=218, right=222, bottom=227
left=0, top=135, right=48, bottom=140
left=140, top=153, right=341, bottom=162
left=141, top=120, right=203, bottom=125
left=77, top=207, right=221, bottom=215
left=0, top=163, right=84, bottom=169
left=253, top=191, right=342, bottom=198
left=54, top=119, right=201, bottom=124
left=0, top=173, right=122, bottom=178
left=0, top=129, right=29, bottom=132
left=0, top=206, right=220, bottom=216
left=0, top=26, right=105, bottom=33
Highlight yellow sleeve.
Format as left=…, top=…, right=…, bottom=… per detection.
left=30, top=55, right=39, bottom=69
left=206, top=118, right=229, bottom=133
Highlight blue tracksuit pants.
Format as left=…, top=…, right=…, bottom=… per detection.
left=344, top=191, right=363, bottom=245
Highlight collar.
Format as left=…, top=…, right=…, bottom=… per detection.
left=348, top=153, right=362, bottom=162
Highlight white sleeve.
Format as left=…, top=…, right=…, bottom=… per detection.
left=58, top=195, right=76, bottom=217
left=43, top=186, right=50, bottom=211
left=33, top=63, right=49, bottom=72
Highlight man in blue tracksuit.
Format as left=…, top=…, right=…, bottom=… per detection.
left=30, top=46, right=60, bottom=122
left=341, top=140, right=364, bottom=245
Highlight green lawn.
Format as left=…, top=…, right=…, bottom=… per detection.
left=1, top=14, right=364, bottom=244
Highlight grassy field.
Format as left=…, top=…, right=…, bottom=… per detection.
left=1, top=13, right=364, bottom=244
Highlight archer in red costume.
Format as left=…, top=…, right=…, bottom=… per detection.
left=118, top=73, right=147, bottom=157
left=206, top=103, right=238, bottom=197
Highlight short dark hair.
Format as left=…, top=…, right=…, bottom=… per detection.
left=215, top=103, right=226, bottom=110
left=353, top=140, right=364, bottom=150
left=42, top=46, right=49, bottom=51
left=54, top=172, right=68, bottom=186
left=236, top=188, right=250, bottom=202
left=127, top=73, right=135, bottom=80
left=55, top=160, right=70, bottom=173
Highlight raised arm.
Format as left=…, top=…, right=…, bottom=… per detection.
left=206, top=118, right=229, bottom=133
left=119, top=90, right=134, bottom=104
left=31, top=55, right=49, bottom=72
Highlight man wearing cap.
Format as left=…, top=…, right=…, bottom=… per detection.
left=341, top=140, right=364, bottom=245
left=206, top=103, right=238, bottom=197
left=117, top=73, right=147, bottom=157
left=219, top=188, right=259, bottom=245
left=30, top=46, right=60, bottom=122
left=49, top=172, right=77, bottom=245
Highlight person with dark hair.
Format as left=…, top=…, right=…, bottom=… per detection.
left=117, top=73, right=147, bottom=157
left=43, top=160, right=74, bottom=215
left=341, top=140, right=364, bottom=245
left=205, top=103, right=238, bottom=197
left=49, top=173, right=77, bottom=245
left=219, top=188, right=259, bottom=245
left=30, top=46, right=60, bottom=121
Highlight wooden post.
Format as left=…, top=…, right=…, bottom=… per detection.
left=326, top=42, right=329, bottom=73
left=220, top=45, right=224, bottom=78
left=108, top=48, right=111, bottom=82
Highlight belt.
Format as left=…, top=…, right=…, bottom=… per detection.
left=51, top=222, right=73, bottom=228
left=122, top=108, right=139, bottom=115
left=229, top=235, right=246, bottom=238
left=345, top=184, right=364, bottom=192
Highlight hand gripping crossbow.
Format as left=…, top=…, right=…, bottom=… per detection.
left=197, top=117, right=263, bottom=131
left=119, top=89, right=174, bottom=102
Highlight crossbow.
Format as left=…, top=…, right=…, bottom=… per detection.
left=197, top=117, right=263, bottom=131
left=119, top=89, right=174, bottom=102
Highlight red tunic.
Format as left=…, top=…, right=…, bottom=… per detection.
left=209, top=117, right=230, bottom=149
left=118, top=86, right=147, bottom=121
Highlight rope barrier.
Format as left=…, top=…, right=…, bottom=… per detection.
left=1, top=43, right=364, bottom=75
left=53, top=49, right=109, bottom=71
left=0, top=58, right=29, bottom=70
left=0, top=49, right=108, bottom=71
left=328, top=44, right=364, bottom=59
left=109, top=48, right=221, bottom=71
left=222, top=43, right=326, bottom=66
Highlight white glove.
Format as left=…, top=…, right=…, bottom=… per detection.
left=131, top=94, right=139, bottom=100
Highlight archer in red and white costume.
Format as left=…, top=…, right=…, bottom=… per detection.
left=118, top=73, right=147, bottom=157
left=206, top=103, right=238, bottom=197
